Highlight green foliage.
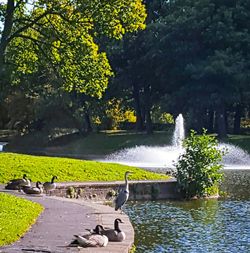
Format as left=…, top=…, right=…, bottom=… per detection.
left=174, top=129, right=225, bottom=199
left=1, top=0, right=147, bottom=97
left=0, top=152, right=168, bottom=184
left=0, top=193, right=43, bottom=246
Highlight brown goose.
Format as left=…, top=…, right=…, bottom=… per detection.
left=43, top=176, right=57, bottom=193
left=5, top=174, right=31, bottom=190
left=22, top=181, right=43, bottom=195
left=101, top=218, right=126, bottom=242
left=70, top=225, right=108, bottom=248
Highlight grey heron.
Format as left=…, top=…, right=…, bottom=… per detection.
left=114, top=171, right=133, bottom=212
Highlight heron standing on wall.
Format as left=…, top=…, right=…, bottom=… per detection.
left=115, top=171, right=133, bottom=212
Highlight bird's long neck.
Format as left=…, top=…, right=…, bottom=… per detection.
left=125, top=174, right=129, bottom=191
left=51, top=177, right=55, bottom=183
left=114, top=220, right=121, bottom=232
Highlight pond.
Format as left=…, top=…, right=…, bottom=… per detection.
left=124, top=170, right=250, bottom=253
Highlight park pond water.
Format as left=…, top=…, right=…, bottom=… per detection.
left=124, top=170, right=250, bottom=253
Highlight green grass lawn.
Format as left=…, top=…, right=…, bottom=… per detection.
left=0, top=152, right=168, bottom=184
left=0, top=192, right=43, bottom=246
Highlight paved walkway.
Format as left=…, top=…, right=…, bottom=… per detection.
left=0, top=187, right=134, bottom=253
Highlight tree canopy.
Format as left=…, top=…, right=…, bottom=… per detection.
left=0, top=0, right=146, bottom=97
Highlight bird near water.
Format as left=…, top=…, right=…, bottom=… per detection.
left=43, top=175, right=57, bottom=194
left=5, top=174, right=31, bottom=190
left=114, top=171, right=133, bottom=212
left=101, top=218, right=126, bottom=242
left=70, top=225, right=108, bottom=247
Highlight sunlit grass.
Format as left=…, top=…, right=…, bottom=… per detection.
left=0, top=193, right=43, bottom=246
left=0, top=152, right=168, bottom=184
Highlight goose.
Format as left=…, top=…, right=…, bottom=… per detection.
left=22, top=181, right=43, bottom=195
left=114, top=171, right=133, bottom=212
left=5, top=174, right=31, bottom=190
left=70, top=225, right=108, bottom=248
left=101, top=218, right=126, bottom=242
left=43, top=176, right=57, bottom=193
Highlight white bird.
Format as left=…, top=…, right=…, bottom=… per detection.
left=43, top=175, right=57, bottom=193
left=115, top=171, right=133, bottom=212
left=101, top=218, right=126, bottom=242
left=70, top=225, right=108, bottom=248
left=5, top=174, right=31, bottom=190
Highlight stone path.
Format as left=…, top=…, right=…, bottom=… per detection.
left=0, top=187, right=134, bottom=253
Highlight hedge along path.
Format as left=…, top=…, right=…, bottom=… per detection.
left=0, top=192, right=44, bottom=246
left=0, top=152, right=168, bottom=183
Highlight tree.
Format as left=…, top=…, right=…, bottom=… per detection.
left=0, top=0, right=146, bottom=97
left=174, top=129, right=225, bottom=199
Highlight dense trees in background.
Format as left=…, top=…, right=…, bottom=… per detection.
left=1, top=0, right=250, bottom=139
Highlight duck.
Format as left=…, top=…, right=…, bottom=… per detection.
left=70, top=225, right=108, bottom=248
left=43, top=176, right=57, bottom=193
left=5, top=174, right=31, bottom=190
left=101, top=218, right=126, bottom=242
left=22, top=181, right=43, bottom=195
left=114, top=171, right=133, bottom=212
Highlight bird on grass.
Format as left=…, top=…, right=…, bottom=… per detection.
left=97, top=218, right=126, bottom=242
left=5, top=174, right=31, bottom=190
left=43, top=175, right=57, bottom=194
left=22, top=181, right=43, bottom=195
left=114, top=171, right=133, bottom=212
left=69, top=225, right=108, bottom=248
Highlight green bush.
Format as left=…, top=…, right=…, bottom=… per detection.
left=174, top=129, right=225, bottom=199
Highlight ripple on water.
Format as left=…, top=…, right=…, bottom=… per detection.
left=125, top=200, right=250, bottom=253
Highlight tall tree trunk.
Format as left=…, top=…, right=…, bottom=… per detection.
left=207, top=109, right=214, bottom=133
left=233, top=104, right=242, bottom=134
left=132, top=82, right=144, bottom=131
left=216, top=105, right=227, bottom=139
left=0, top=0, right=15, bottom=78
left=144, top=85, right=153, bottom=134
left=84, top=112, right=92, bottom=133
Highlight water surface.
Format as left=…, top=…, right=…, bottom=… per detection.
left=125, top=199, right=250, bottom=253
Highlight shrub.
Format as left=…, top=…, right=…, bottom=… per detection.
left=174, top=129, right=225, bottom=199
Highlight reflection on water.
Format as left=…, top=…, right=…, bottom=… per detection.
left=125, top=199, right=250, bottom=253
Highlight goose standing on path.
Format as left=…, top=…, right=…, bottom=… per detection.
left=43, top=176, right=57, bottom=194
left=5, top=174, right=31, bottom=190
left=70, top=225, right=108, bottom=247
left=22, top=181, right=43, bottom=195
left=101, top=218, right=126, bottom=242
left=115, top=171, right=133, bottom=212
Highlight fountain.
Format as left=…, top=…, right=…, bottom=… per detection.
left=104, top=114, right=250, bottom=171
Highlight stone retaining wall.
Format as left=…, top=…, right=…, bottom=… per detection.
left=50, top=179, right=183, bottom=201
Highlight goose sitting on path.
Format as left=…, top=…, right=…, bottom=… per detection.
left=114, top=171, right=133, bottom=212
left=93, top=218, right=126, bottom=242
left=69, top=225, right=108, bottom=248
left=43, top=176, right=57, bottom=194
left=5, top=174, right=31, bottom=190
left=22, top=181, right=43, bottom=195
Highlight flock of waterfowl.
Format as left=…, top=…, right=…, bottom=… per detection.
left=69, top=218, right=126, bottom=247
left=5, top=174, right=57, bottom=194
left=4, top=171, right=133, bottom=248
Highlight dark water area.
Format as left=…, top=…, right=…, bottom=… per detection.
left=125, top=170, right=250, bottom=253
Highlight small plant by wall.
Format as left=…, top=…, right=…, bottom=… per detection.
left=174, top=129, right=226, bottom=199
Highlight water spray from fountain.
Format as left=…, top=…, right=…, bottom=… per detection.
left=172, top=114, right=185, bottom=148
left=103, top=114, right=250, bottom=171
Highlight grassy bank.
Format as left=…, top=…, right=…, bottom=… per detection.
left=0, top=193, right=43, bottom=246
left=0, top=152, right=168, bottom=184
